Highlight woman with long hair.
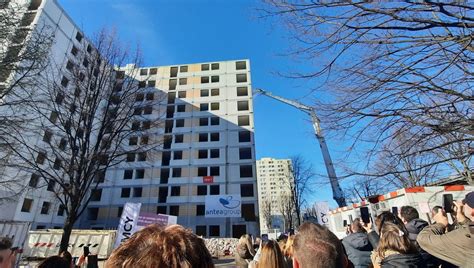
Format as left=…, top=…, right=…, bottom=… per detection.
left=371, top=222, right=423, bottom=268
left=283, top=235, right=295, bottom=268
left=235, top=234, right=256, bottom=268
left=254, top=240, right=286, bottom=268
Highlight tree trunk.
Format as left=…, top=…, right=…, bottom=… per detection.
left=296, top=209, right=301, bottom=227
left=59, top=212, right=76, bottom=253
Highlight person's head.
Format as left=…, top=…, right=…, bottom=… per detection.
left=37, top=255, right=70, bottom=268
left=239, top=234, right=255, bottom=254
left=106, top=224, right=214, bottom=268
left=257, top=240, right=286, bottom=268
left=59, top=251, right=73, bottom=268
left=283, top=235, right=295, bottom=258
left=254, top=236, right=261, bottom=245
left=462, top=191, right=474, bottom=220
left=374, top=211, right=405, bottom=234
left=400, top=206, right=420, bottom=224
left=350, top=219, right=365, bottom=233
left=292, top=222, right=348, bottom=268
left=377, top=222, right=417, bottom=258
left=431, top=205, right=443, bottom=218
left=0, top=237, right=15, bottom=268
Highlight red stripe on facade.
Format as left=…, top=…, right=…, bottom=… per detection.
left=444, top=185, right=465, bottom=191
left=405, top=187, right=425, bottom=193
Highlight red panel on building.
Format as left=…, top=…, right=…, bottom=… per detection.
left=203, top=176, right=214, bottom=183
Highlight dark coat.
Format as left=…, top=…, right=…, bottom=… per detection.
left=405, top=218, right=446, bottom=268
left=367, top=231, right=380, bottom=248
left=342, top=232, right=373, bottom=268
left=381, top=253, right=425, bottom=268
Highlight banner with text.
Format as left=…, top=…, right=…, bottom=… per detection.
left=114, top=202, right=141, bottom=249
left=205, top=195, right=241, bottom=218
left=137, top=212, right=177, bottom=229
left=315, top=201, right=330, bottom=226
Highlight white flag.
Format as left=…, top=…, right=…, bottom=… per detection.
left=114, top=202, right=141, bottom=249
left=315, top=202, right=330, bottom=226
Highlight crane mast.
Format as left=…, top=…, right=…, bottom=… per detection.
left=255, top=88, right=347, bottom=207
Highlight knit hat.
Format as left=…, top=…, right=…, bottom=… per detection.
left=462, top=191, right=474, bottom=208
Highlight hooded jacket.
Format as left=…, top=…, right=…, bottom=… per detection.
left=405, top=218, right=429, bottom=242
left=342, top=232, right=373, bottom=268
left=405, top=218, right=444, bottom=267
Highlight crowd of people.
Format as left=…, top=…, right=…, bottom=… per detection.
left=0, top=191, right=472, bottom=267
left=233, top=191, right=473, bottom=268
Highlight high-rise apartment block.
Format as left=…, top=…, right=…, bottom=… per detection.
left=256, top=157, right=293, bottom=233
left=0, top=0, right=258, bottom=238
left=0, top=0, right=94, bottom=228
left=83, top=61, right=259, bottom=237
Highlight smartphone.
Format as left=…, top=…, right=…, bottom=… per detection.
left=443, top=194, right=454, bottom=213
left=360, top=207, right=370, bottom=224
left=83, top=246, right=90, bottom=256
left=343, top=220, right=348, bottom=227
left=391, top=207, right=398, bottom=216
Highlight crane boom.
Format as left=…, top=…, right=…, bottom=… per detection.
left=255, top=88, right=347, bottom=207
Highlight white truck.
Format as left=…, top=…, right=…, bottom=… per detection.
left=328, top=185, right=474, bottom=239
left=24, top=229, right=116, bottom=259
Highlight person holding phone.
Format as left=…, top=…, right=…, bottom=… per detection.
left=342, top=219, right=373, bottom=268
left=76, top=246, right=89, bottom=268
left=417, top=191, right=474, bottom=267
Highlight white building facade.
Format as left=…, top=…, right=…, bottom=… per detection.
left=0, top=0, right=102, bottom=229
left=83, top=61, right=259, bottom=238
left=256, top=157, right=293, bottom=234
left=1, top=0, right=259, bottom=238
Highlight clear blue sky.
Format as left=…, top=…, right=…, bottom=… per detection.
left=58, top=0, right=352, bottom=208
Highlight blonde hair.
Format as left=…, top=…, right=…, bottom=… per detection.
left=283, top=235, right=295, bottom=258
left=239, top=234, right=256, bottom=256
left=377, top=222, right=417, bottom=259
left=257, top=240, right=286, bottom=268
left=106, top=224, right=214, bottom=268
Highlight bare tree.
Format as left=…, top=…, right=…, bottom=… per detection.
left=344, top=176, right=387, bottom=204
left=432, top=133, right=473, bottom=184
left=279, top=194, right=294, bottom=231
left=260, top=199, right=273, bottom=232
left=0, top=0, right=53, bottom=112
left=0, top=0, right=53, bottom=201
left=289, top=155, right=314, bottom=227
left=3, top=29, right=164, bottom=252
left=262, top=1, right=474, bottom=181
left=367, top=132, right=441, bottom=187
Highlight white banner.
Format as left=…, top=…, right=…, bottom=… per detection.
left=205, top=195, right=241, bottom=218
left=315, top=202, right=330, bottom=226
left=114, top=202, right=141, bottom=249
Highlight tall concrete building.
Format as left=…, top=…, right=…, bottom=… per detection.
left=256, top=157, right=293, bottom=233
left=83, top=61, right=259, bottom=237
left=1, top=0, right=259, bottom=238
left=0, top=0, right=97, bottom=228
